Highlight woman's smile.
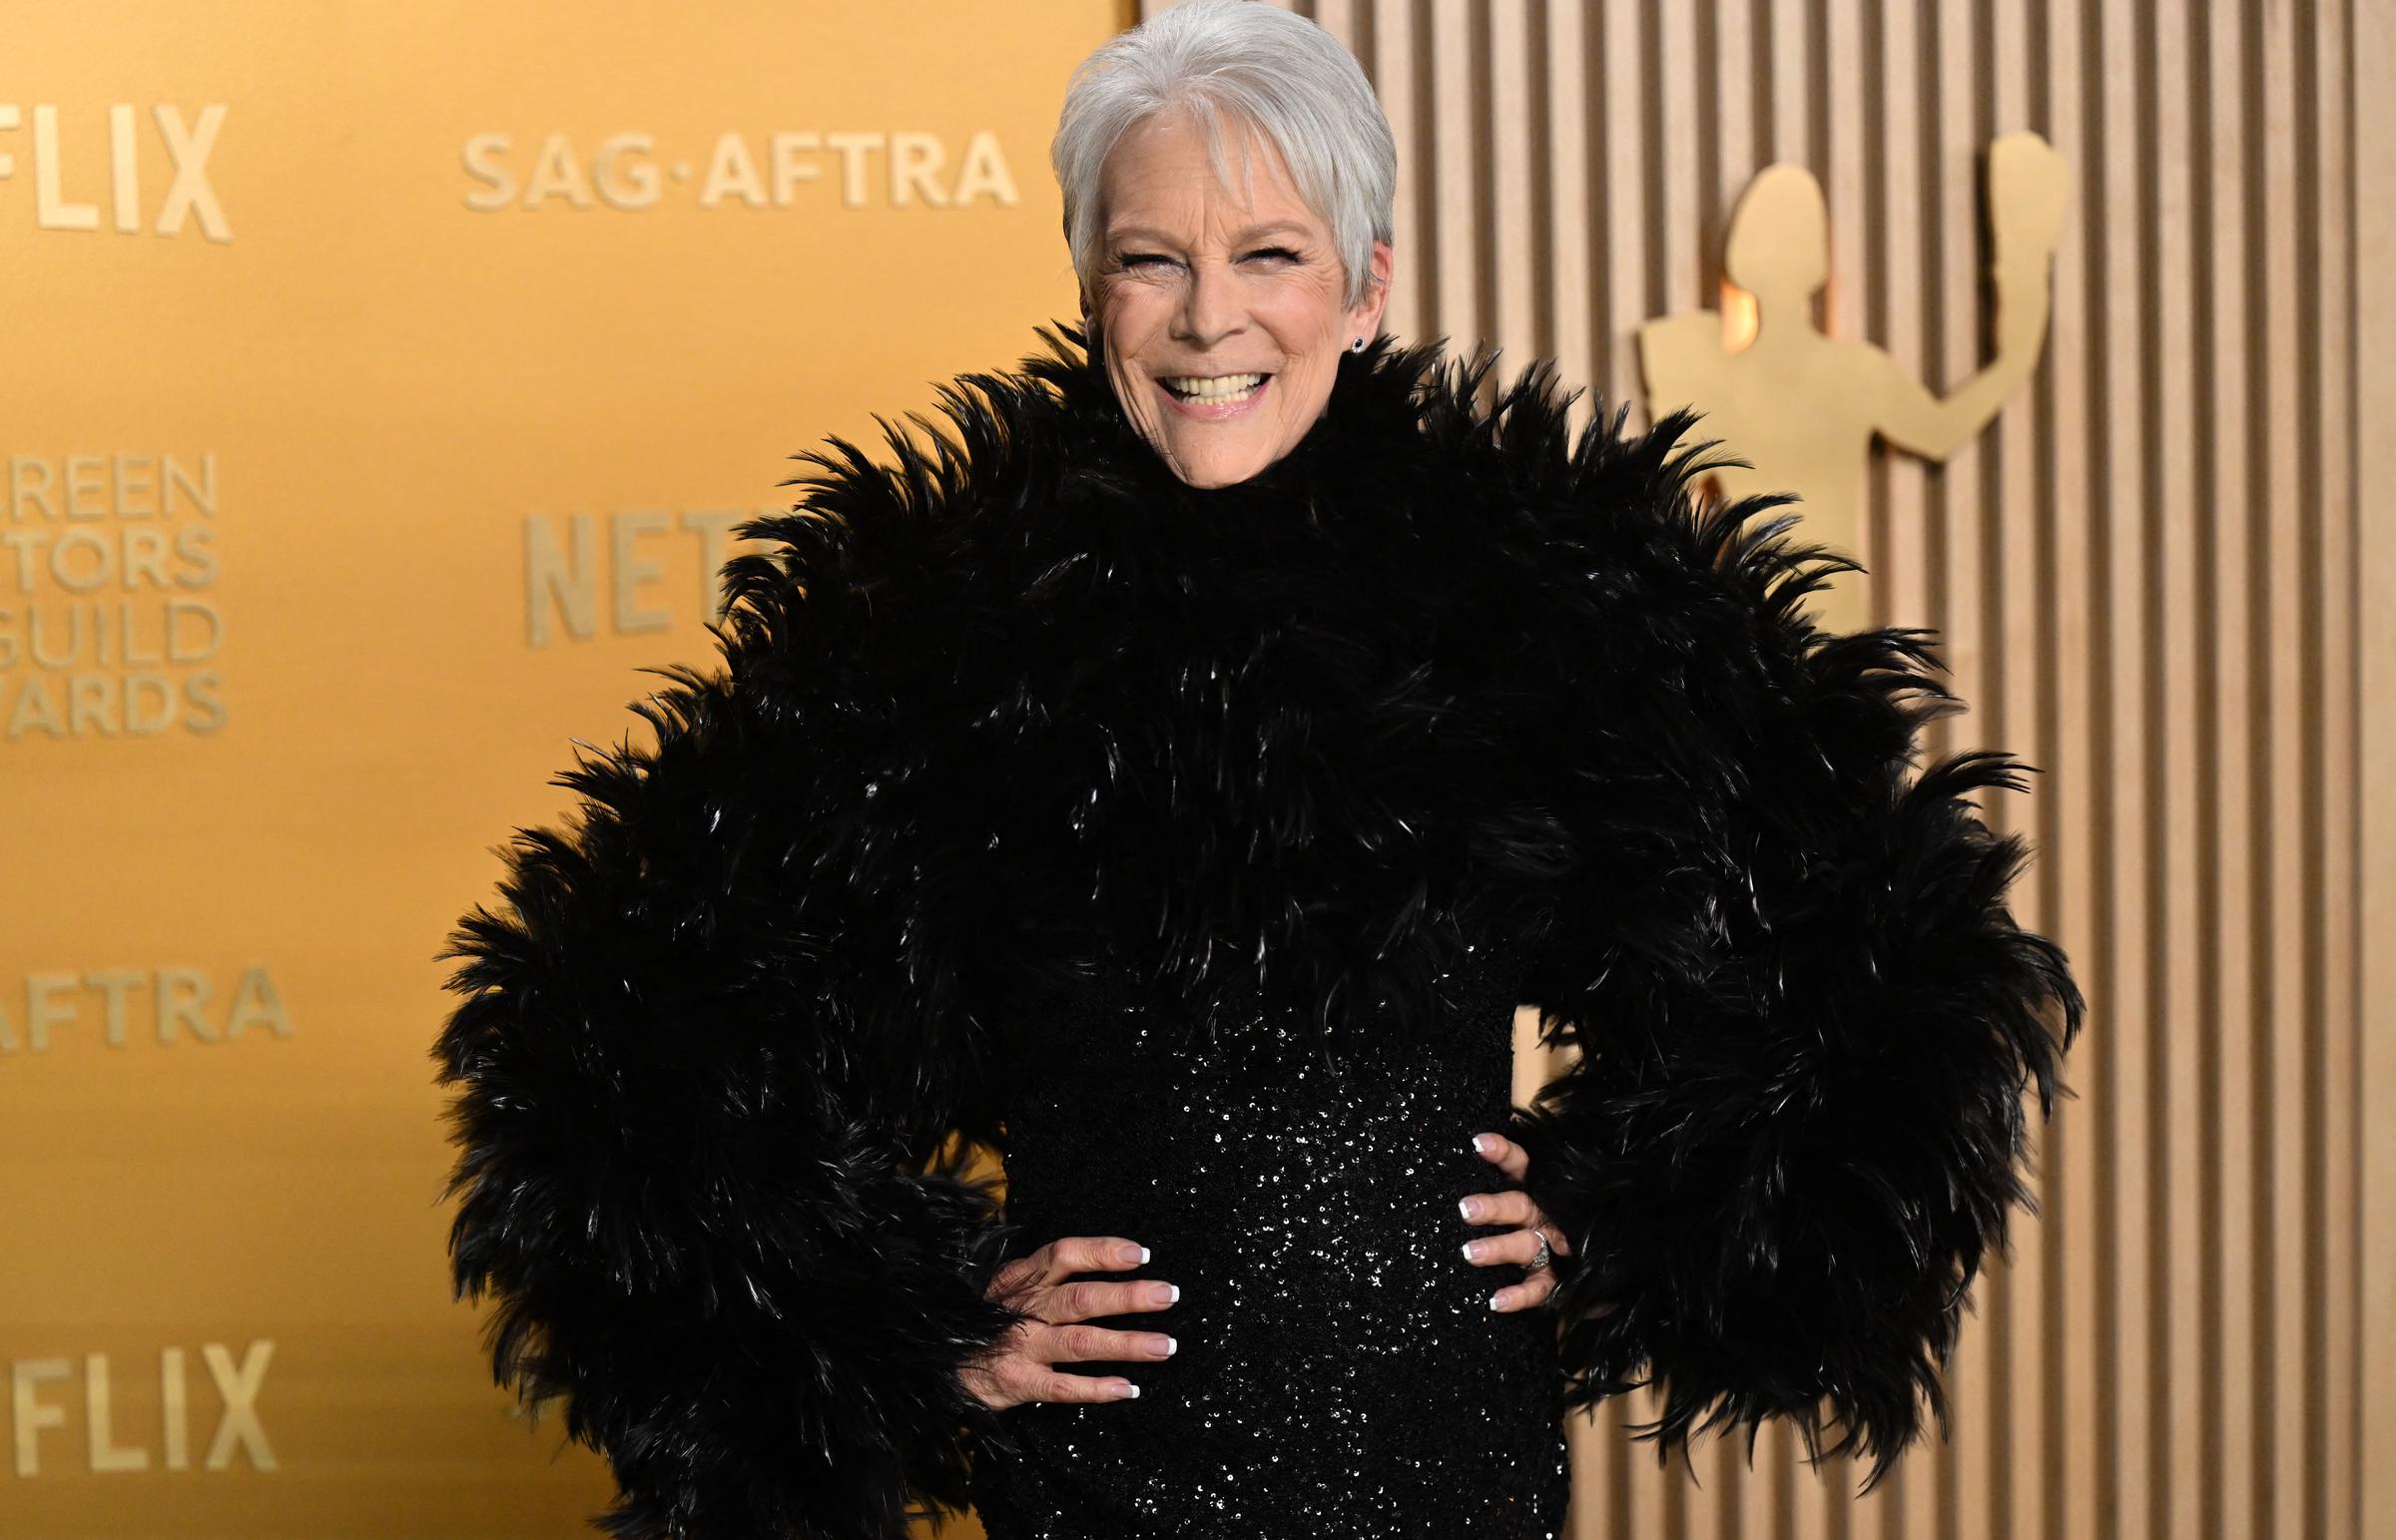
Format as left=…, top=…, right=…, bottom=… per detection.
left=1155, top=371, right=1274, bottom=419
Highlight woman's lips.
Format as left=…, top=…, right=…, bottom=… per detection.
left=1155, top=374, right=1273, bottom=420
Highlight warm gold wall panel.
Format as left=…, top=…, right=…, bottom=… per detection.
left=0, top=4, right=1122, bottom=1537
left=1142, top=1, right=2387, bottom=1535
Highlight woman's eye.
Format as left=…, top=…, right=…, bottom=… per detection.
left=1115, top=249, right=1296, bottom=270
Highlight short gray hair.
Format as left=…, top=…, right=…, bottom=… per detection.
left=1050, top=0, right=1397, bottom=316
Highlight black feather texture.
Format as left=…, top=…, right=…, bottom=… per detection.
left=1496, top=394, right=2087, bottom=1493
left=431, top=318, right=2082, bottom=1535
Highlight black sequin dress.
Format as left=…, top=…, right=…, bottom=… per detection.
left=431, top=325, right=2084, bottom=1539
left=967, top=927, right=1571, bottom=1539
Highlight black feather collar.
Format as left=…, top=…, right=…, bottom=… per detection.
left=730, top=319, right=1661, bottom=1070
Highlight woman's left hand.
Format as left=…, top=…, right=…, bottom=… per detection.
left=1461, top=1130, right=1573, bottom=1312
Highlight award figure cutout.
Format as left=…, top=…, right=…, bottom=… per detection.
left=1637, top=131, right=2069, bottom=635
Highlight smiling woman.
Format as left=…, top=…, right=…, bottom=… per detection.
left=433, top=1, right=2082, bottom=1536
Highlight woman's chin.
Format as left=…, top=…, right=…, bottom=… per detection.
left=1138, top=421, right=1291, bottom=489
left=1162, top=446, right=1275, bottom=489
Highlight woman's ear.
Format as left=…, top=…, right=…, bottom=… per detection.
left=1352, top=240, right=1395, bottom=337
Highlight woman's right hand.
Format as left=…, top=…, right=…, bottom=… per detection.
left=958, top=1236, right=1180, bottom=1411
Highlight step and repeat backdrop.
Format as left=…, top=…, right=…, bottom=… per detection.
left=0, top=3, right=1123, bottom=1536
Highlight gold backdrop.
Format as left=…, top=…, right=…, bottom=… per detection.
left=0, top=3, right=1122, bottom=1536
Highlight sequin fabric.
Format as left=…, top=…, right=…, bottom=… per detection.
left=966, top=928, right=1571, bottom=1539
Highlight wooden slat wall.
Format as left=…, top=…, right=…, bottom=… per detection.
left=1129, top=3, right=2370, bottom=1536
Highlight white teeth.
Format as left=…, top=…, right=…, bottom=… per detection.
left=1164, top=372, right=1267, bottom=401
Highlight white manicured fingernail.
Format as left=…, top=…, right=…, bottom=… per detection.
left=1489, top=1291, right=1503, bottom=1311
left=1168, top=1283, right=1180, bottom=1301
left=1138, top=1246, right=1151, bottom=1264
left=1119, top=1381, right=1140, bottom=1398
left=1458, top=1198, right=1474, bottom=1220
left=1461, top=1241, right=1477, bottom=1261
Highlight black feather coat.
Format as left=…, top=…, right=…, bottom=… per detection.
left=431, top=320, right=2084, bottom=1539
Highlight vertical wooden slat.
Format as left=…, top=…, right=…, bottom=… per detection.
left=1770, top=0, right=1808, bottom=177
left=1715, top=0, right=1755, bottom=284
left=1830, top=0, right=1869, bottom=363
left=1658, top=1, right=1704, bottom=333
left=2200, top=4, right=2260, bottom=1538
left=2152, top=0, right=2211, bottom=1532
left=2258, top=5, right=2310, bottom=1539
left=2315, top=2, right=2361, bottom=1530
left=1825, top=0, right=1868, bottom=349
left=2095, top=6, right=2157, bottom=1533
left=1429, top=1, right=1478, bottom=365
left=1602, top=0, right=1649, bottom=430
left=1544, top=0, right=1595, bottom=443
left=2359, top=0, right=2396, bottom=1524
left=1489, top=3, right=1538, bottom=389
left=2040, top=3, right=2104, bottom=1535
left=1368, top=0, right=1423, bottom=350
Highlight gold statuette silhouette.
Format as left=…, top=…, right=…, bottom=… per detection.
left=1637, top=131, right=2069, bottom=635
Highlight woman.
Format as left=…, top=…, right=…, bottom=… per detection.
left=431, top=4, right=2083, bottom=1537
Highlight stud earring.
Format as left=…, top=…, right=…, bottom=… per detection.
left=1350, top=336, right=1367, bottom=352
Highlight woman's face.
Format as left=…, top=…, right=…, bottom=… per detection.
left=1084, top=110, right=1392, bottom=489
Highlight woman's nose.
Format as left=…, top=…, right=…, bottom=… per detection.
left=1171, top=261, right=1246, bottom=349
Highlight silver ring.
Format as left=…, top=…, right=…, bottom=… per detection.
left=1525, top=1228, right=1552, bottom=1274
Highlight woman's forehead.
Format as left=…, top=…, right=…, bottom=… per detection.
left=1099, top=119, right=1321, bottom=243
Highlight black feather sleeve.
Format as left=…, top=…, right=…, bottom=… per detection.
left=1503, top=408, right=2086, bottom=1493
left=430, top=497, right=1029, bottom=1539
